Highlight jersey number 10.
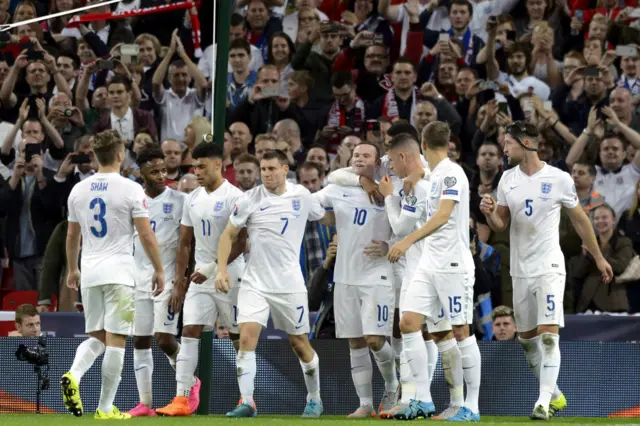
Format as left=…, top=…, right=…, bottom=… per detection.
left=353, top=208, right=367, bottom=226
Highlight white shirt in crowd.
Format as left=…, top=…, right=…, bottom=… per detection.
left=420, top=158, right=473, bottom=273
left=314, top=183, right=393, bottom=286
left=282, top=8, right=329, bottom=42
left=110, top=107, right=135, bottom=144
left=67, top=172, right=148, bottom=288
left=181, top=181, right=244, bottom=289
left=499, top=73, right=551, bottom=101
left=231, top=182, right=324, bottom=293
left=134, top=187, right=185, bottom=292
left=61, top=24, right=110, bottom=46
left=497, top=163, right=578, bottom=278
left=594, top=164, right=640, bottom=223
left=154, top=87, right=204, bottom=142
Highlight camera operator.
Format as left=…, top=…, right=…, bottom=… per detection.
left=8, top=304, right=41, bottom=337
left=46, top=93, right=86, bottom=170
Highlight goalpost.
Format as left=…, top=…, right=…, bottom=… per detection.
left=198, top=0, right=234, bottom=415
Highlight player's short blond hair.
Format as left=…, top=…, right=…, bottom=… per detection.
left=422, top=121, right=451, bottom=149
left=93, top=130, right=125, bottom=166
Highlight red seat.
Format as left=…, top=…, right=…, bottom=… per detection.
left=2, top=291, right=39, bottom=311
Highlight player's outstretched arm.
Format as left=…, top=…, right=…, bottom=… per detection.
left=388, top=199, right=455, bottom=262
left=65, top=221, right=82, bottom=290
left=134, top=217, right=165, bottom=294
left=565, top=206, right=614, bottom=283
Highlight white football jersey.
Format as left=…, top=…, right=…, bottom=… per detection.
left=67, top=173, right=148, bottom=288
left=497, top=163, right=578, bottom=278
left=231, top=182, right=325, bottom=293
left=386, top=178, right=430, bottom=276
left=315, top=184, right=393, bottom=286
left=419, top=158, right=473, bottom=272
left=134, top=188, right=184, bottom=292
left=181, top=181, right=244, bottom=289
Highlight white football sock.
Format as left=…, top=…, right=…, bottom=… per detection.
left=458, top=335, right=481, bottom=413
left=349, top=347, right=373, bottom=407
left=519, top=336, right=562, bottom=400
left=399, top=349, right=416, bottom=404
left=134, top=349, right=153, bottom=407
left=176, top=337, right=199, bottom=398
left=402, top=331, right=432, bottom=403
left=69, top=337, right=105, bottom=382
left=237, top=351, right=257, bottom=406
left=98, top=347, right=125, bottom=413
left=166, top=343, right=180, bottom=371
left=371, top=342, right=399, bottom=392
left=299, top=352, right=321, bottom=402
left=438, top=338, right=464, bottom=407
left=425, top=339, right=438, bottom=383
left=537, top=333, right=561, bottom=410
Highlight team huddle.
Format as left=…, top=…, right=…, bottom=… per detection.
left=58, top=122, right=613, bottom=421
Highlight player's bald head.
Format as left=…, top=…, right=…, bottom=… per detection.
left=389, top=133, right=420, bottom=157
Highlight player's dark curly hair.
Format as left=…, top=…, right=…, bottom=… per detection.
left=192, top=142, right=223, bottom=160
left=136, top=144, right=164, bottom=168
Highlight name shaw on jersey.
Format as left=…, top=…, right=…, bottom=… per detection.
left=90, top=182, right=108, bottom=192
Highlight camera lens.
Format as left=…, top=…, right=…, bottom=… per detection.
left=64, top=109, right=73, bottom=117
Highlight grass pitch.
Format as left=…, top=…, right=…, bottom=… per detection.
left=1, top=414, right=639, bottom=425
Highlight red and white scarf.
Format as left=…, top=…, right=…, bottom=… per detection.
left=66, top=1, right=202, bottom=57
left=326, top=95, right=365, bottom=153
left=382, top=87, right=420, bottom=126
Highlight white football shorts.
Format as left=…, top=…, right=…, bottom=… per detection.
left=82, top=284, right=134, bottom=335
left=512, top=273, right=565, bottom=333
left=133, top=287, right=177, bottom=336
left=402, top=270, right=474, bottom=329
left=334, top=283, right=395, bottom=338
left=237, top=287, right=310, bottom=335
left=182, top=261, right=244, bottom=334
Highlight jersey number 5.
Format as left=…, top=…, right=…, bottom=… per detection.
left=90, top=197, right=107, bottom=238
left=525, top=199, right=533, bottom=217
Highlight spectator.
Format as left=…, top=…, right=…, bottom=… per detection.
left=229, top=122, right=253, bottom=158
left=573, top=204, right=635, bottom=313
left=291, top=21, right=341, bottom=103
left=254, top=134, right=277, bottom=161
left=267, top=32, right=296, bottom=93
left=292, top=7, right=322, bottom=45
left=287, top=70, right=326, bottom=145
left=282, top=0, right=329, bottom=43
left=274, top=118, right=305, bottom=166
left=0, top=137, right=60, bottom=291
left=571, top=162, right=605, bottom=212
left=306, top=144, right=330, bottom=178
left=152, top=30, right=207, bottom=142
left=182, top=116, right=212, bottom=167
left=322, top=71, right=365, bottom=155
left=471, top=142, right=503, bottom=198
left=233, top=153, right=261, bottom=192
left=297, top=160, right=325, bottom=193
left=93, top=75, right=158, bottom=144
left=9, top=304, right=41, bottom=337
left=178, top=173, right=199, bottom=194
left=161, top=139, right=184, bottom=189
left=55, top=52, right=80, bottom=96
left=369, top=58, right=420, bottom=123
left=228, top=64, right=305, bottom=135
left=616, top=54, right=640, bottom=96
left=246, top=0, right=284, bottom=62
left=412, top=100, right=438, bottom=137
left=227, top=39, right=258, bottom=111
left=308, top=234, right=337, bottom=339
left=491, top=305, right=517, bottom=341
left=51, top=135, right=98, bottom=212
left=618, top=180, right=640, bottom=313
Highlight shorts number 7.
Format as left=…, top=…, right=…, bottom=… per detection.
left=296, top=305, right=304, bottom=324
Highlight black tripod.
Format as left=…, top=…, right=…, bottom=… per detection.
left=33, top=364, right=50, bottom=414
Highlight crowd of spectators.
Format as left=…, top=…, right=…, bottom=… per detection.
left=2, top=0, right=640, bottom=341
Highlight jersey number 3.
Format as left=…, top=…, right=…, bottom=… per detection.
left=90, top=197, right=108, bottom=238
